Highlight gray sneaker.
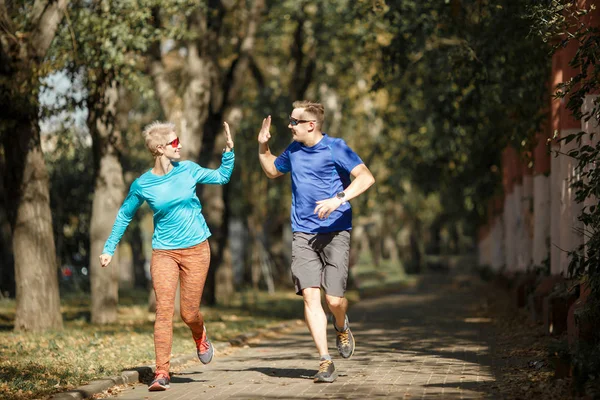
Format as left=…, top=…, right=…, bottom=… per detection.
left=314, top=359, right=337, bottom=383
left=195, top=326, right=214, bottom=364
left=334, top=315, right=355, bottom=358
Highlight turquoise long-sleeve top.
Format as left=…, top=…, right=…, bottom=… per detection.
left=102, top=152, right=234, bottom=256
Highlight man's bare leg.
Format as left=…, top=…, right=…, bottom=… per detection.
left=325, top=293, right=355, bottom=358
left=325, top=294, right=348, bottom=331
left=302, top=287, right=329, bottom=356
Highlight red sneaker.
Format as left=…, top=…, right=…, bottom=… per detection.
left=148, top=372, right=170, bottom=391
left=195, top=326, right=214, bottom=364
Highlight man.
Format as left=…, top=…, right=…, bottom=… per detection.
left=257, top=101, right=375, bottom=383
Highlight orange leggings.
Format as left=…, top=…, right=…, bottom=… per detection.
left=150, top=240, right=211, bottom=374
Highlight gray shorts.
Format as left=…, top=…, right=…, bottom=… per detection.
left=291, top=231, right=351, bottom=297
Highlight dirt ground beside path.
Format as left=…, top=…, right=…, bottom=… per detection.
left=465, top=276, right=575, bottom=400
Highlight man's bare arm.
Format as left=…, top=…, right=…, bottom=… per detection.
left=314, top=164, right=375, bottom=219
left=259, top=142, right=283, bottom=179
left=342, top=164, right=375, bottom=201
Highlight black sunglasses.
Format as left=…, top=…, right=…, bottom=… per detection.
left=289, top=115, right=316, bottom=126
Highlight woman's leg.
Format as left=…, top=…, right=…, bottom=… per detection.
left=150, top=249, right=180, bottom=375
left=178, top=240, right=211, bottom=340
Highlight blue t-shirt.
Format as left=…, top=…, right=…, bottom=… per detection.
left=102, top=153, right=234, bottom=255
left=274, top=134, right=363, bottom=233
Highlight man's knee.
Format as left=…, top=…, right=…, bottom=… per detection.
left=325, top=294, right=345, bottom=309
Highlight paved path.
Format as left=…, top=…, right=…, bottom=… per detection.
left=112, top=274, right=499, bottom=399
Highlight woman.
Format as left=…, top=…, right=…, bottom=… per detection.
left=99, top=121, right=234, bottom=391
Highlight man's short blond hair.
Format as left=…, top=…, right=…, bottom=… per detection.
left=143, top=121, right=175, bottom=157
left=292, top=100, right=325, bottom=129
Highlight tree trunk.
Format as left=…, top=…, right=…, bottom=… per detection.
left=410, top=220, right=423, bottom=274
left=246, top=214, right=271, bottom=292
left=89, top=82, right=125, bottom=324
left=349, top=224, right=364, bottom=270
left=129, top=221, right=148, bottom=289
left=0, top=152, right=14, bottom=298
left=180, top=41, right=211, bottom=160
left=4, top=120, right=63, bottom=331
left=365, top=214, right=383, bottom=268
left=199, top=115, right=231, bottom=305
left=1, top=0, right=68, bottom=332
left=116, top=88, right=135, bottom=290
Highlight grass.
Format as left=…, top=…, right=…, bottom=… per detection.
left=0, top=288, right=307, bottom=400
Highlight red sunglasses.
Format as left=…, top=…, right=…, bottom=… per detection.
left=165, top=137, right=180, bottom=148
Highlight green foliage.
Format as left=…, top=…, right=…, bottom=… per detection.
left=43, top=0, right=164, bottom=122
left=376, top=0, right=550, bottom=234
left=57, top=0, right=158, bottom=95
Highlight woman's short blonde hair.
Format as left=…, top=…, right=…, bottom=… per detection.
left=143, top=121, right=175, bottom=157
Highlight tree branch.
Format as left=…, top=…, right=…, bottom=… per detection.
left=30, top=0, right=68, bottom=59
left=290, top=8, right=316, bottom=101
left=202, top=0, right=226, bottom=56
left=0, top=0, right=18, bottom=59
left=297, top=56, right=315, bottom=100
left=30, top=0, right=48, bottom=28
left=248, top=55, right=265, bottom=89
left=147, top=7, right=177, bottom=117
left=0, top=0, right=15, bottom=34
left=291, top=14, right=305, bottom=98
left=220, top=0, right=265, bottom=112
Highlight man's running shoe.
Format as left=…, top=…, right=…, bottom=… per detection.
left=313, top=359, right=337, bottom=383
left=195, top=325, right=214, bottom=364
left=148, top=372, right=170, bottom=391
left=335, top=315, right=355, bottom=358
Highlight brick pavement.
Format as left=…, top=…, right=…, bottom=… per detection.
left=112, top=274, right=499, bottom=399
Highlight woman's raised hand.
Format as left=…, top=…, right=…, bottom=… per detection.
left=224, top=122, right=234, bottom=152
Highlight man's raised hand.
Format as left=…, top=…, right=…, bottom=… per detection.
left=258, top=116, right=272, bottom=145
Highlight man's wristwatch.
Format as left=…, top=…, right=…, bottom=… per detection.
left=336, top=191, right=347, bottom=204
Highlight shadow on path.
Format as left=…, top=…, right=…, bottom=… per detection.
left=240, top=367, right=315, bottom=379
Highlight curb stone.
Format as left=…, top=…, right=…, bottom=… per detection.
left=49, top=320, right=303, bottom=400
